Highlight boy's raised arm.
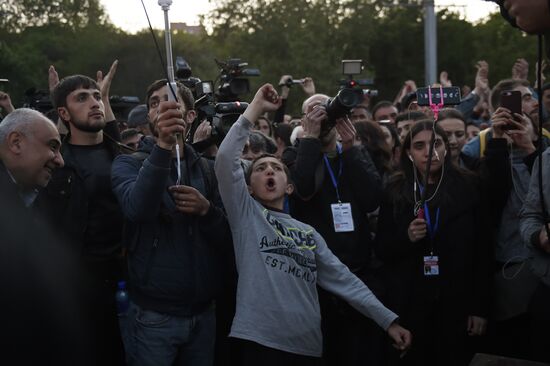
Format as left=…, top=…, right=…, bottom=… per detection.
left=214, top=84, right=282, bottom=221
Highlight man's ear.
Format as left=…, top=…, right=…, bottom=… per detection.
left=247, top=185, right=254, bottom=196
left=185, top=109, right=197, bottom=125
left=57, top=107, right=70, bottom=124
left=285, top=183, right=294, bottom=196
left=6, top=131, right=24, bottom=154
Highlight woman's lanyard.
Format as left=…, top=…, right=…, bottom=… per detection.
left=323, top=144, right=343, bottom=203
left=419, top=184, right=440, bottom=255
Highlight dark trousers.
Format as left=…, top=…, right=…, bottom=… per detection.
left=82, top=258, right=126, bottom=366
left=486, top=313, right=531, bottom=361
left=528, top=282, right=550, bottom=363
left=319, top=288, right=387, bottom=366
left=236, top=339, right=320, bottom=366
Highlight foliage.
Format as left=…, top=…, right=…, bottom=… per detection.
left=0, top=0, right=108, bottom=32
left=0, top=0, right=545, bottom=118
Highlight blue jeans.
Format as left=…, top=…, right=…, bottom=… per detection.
left=125, top=301, right=216, bottom=366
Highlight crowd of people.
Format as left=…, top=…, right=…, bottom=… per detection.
left=2, top=1, right=550, bottom=365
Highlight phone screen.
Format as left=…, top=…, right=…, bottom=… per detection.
left=500, top=90, right=522, bottom=129
left=416, top=86, right=461, bottom=106
left=500, top=90, right=522, bottom=115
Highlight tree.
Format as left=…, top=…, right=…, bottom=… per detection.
left=0, top=0, right=109, bottom=32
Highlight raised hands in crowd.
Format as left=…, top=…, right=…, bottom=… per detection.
left=3, top=31, right=550, bottom=366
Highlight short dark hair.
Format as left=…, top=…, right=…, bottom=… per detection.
left=400, top=91, right=417, bottom=111
left=245, top=153, right=292, bottom=186
left=274, top=123, right=293, bottom=147
left=437, top=108, right=466, bottom=129
left=372, top=101, right=396, bottom=119
left=248, top=131, right=277, bottom=155
left=395, top=111, right=427, bottom=127
left=51, top=75, right=99, bottom=109
left=490, top=79, right=530, bottom=111
left=145, top=79, right=194, bottom=112
left=121, top=128, right=140, bottom=142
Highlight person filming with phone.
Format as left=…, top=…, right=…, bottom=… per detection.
left=462, top=77, right=550, bottom=359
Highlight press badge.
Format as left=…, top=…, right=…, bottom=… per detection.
left=423, top=256, right=439, bottom=276
left=331, top=202, right=355, bottom=232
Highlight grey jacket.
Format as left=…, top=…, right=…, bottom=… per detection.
left=519, top=147, right=550, bottom=287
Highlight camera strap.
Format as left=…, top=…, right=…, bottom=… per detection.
left=323, top=144, right=343, bottom=203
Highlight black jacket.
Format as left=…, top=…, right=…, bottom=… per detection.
left=35, top=122, right=123, bottom=256
left=283, top=139, right=382, bottom=273
left=111, top=137, right=231, bottom=316
left=375, top=170, right=492, bottom=321
left=0, top=161, right=88, bottom=365
left=375, top=170, right=492, bottom=363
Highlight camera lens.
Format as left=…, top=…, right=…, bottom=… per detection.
left=337, top=88, right=360, bottom=107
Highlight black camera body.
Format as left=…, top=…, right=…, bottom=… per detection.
left=187, top=57, right=258, bottom=150
left=23, top=88, right=53, bottom=113
left=216, top=58, right=260, bottom=102
left=319, top=59, right=373, bottom=134
left=191, top=79, right=249, bottom=148
left=321, top=88, right=364, bottom=134
left=175, top=56, right=203, bottom=97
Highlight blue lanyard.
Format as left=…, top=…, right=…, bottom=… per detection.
left=423, top=203, right=440, bottom=241
left=418, top=184, right=440, bottom=242
left=323, top=144, right=343, bottom=203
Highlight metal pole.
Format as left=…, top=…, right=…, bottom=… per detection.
left=424, top=0, right=437, bottom=86
left=159, top=0, right=175, bottom=83
left=158, top=0, right=182, bottom=185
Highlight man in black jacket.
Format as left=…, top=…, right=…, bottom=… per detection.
left=36, top=63, right=127, bottom=365
left=282, top=94, right=385, bottom=365
left=111, top=80, right=230, bottom=366
left=0, top=108, right=89, bottom=365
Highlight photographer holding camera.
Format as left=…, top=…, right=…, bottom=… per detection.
left=282, top=93, right=386, bottom=365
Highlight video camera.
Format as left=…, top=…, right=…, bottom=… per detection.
left=193, top=81, right=248, bottom=140
left=215, top=58, right=260, bottom=102
left=187, top=57, right=260, bottom=149
left=23, top=88, right=53, bottom=113
left=175, top=56, right=202, bottom=97
left=339, top=60, right=378, bottom=97
left=109, top=95, right=140, bottom=121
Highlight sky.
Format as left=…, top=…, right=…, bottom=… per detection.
left=100, top=0, right=501, bottom=34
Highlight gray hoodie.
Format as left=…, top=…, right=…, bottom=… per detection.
left=519, top=147, right=550, bottom=288
left=214, top=115, right=397, bottom=357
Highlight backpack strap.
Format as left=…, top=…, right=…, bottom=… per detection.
left=479, top=128, right=490, bottom=158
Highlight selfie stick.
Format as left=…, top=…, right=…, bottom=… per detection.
left=159, top=0, right=182, bottom=185
left=417, top=85, right=444, bottom=219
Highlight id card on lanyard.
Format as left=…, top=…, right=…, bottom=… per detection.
left=422, top=200, right=440, bottom=276
left=324, top=145, right=354, bottom=233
